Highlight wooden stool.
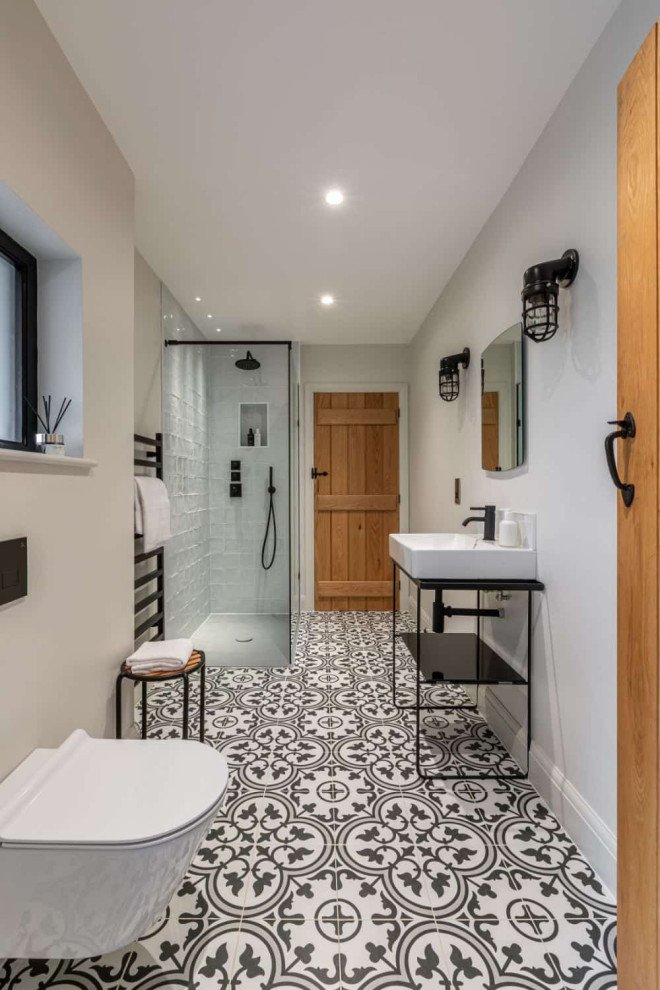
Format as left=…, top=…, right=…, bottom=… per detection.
left=115, top=650, right=206, bottom=741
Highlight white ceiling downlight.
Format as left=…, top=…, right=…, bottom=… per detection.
left=321, top=294, right=334, bottom=306
left=195, top=296, right=201, bottom=302
left=325, top=188, right=344, bottom=206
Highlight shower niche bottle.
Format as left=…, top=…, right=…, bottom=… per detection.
left=254, top=428, right=262, bottom=447
left=247, top=428, right=255, bottom=447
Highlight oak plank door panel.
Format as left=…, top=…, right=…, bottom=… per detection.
left=314, top=391, right=399, bottom=610
left=617, top=23, right=660, bottom=989
left=317, top=407, right=398, bottom=425
left=482, top=392, right=499, bottom=471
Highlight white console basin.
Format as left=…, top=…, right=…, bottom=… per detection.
left=389, top=532, right=537, bottom=580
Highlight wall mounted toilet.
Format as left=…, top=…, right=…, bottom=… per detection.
left=0, top=729, right=228, bottom=959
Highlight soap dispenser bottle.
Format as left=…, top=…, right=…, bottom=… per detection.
left=247, top=428, right=255, bottom=447
left=254, top=428, right=262, bottom=447
left=498, top=511, right=520, bottom=548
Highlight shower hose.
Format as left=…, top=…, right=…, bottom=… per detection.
left=261, top=466, right=277, bottom=570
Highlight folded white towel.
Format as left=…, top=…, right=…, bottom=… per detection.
left=127, top=638, right=193, bottom=674
left=134, top=476, right=171, bottom=553
left=129, top=659, right=186, bottom=675
left=134, top=483, right=144, bottom=535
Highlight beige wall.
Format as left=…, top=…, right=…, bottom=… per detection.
left=301, top=344, right=410, bottom=384
left=0, top=0, right=135, bottom=778
left=134, top=250, right=162, bottom=437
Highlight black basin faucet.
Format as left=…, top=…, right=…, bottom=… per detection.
left=462, top=505, right=496, bottom=542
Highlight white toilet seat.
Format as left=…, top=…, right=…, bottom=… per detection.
left=0, top=728, right=228, bottom=849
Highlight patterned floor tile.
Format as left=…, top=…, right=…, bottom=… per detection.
left=1, top=951, right=129, bottom=990
left=230, top=918, right=341, bottom=989
left=333, top=842, right=435, bottom=921
left=434, top=912, right=617, bottom=989
left=261, top=764, right=397, bottom=837
left=336, top=918, right=450, bottom=989
left=118, top=916, right=242, bottom=989
left=241, top=840, right=338, bottom=921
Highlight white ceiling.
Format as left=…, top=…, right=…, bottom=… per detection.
left=37, top=0, right=619, bottom=343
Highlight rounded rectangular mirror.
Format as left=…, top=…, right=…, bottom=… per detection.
left=481, top=322, right=525, bottom=471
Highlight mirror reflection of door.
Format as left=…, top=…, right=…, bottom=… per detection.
left=481, top=322, right=525, bottom=471
left=482, top=392, right=499, bottom=470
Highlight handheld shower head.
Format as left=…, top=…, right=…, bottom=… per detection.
left=235, top=350, right=261, bottom=371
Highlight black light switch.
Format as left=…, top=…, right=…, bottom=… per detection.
left=0, top=538, right=27, bottom=606
left=230, top=483, right=242, bottom=498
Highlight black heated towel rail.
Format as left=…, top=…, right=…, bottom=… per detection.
left=134, top=433, right=165, bottom=643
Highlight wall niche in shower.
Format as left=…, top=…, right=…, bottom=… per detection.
left=239, top=402, right=268, bottom=447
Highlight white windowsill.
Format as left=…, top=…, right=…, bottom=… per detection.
left=0, top=448, right=97, bottom=470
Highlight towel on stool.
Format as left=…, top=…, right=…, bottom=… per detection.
left=134, top=476, right=171, bottom=553
left=127, top=638, right=194, bottom=675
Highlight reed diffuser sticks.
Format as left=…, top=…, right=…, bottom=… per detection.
left=25, top=394, right=72, bottom=434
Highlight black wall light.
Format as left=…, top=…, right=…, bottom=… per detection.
left=521, top=249, right=579, bottom=342
left=439, top=348, right=470, bottom=401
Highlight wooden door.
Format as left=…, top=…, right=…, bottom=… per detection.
left=481, top=392, right=499, bottom=470
left=314, top=392, right=399, bottom=610
left=618, top=23, right=660, bottom=988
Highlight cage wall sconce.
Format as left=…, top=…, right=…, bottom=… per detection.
left=521, top=249, right=579, bottom=342
left=439, top=347, right=470, bottom=401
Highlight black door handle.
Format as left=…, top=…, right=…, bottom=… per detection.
left=605, top=412, right=636, bottom=507
left=311, top=467, right=329, bottom=479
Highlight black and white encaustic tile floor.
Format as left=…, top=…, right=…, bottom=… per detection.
left=3, top=611, right=616, bottom=990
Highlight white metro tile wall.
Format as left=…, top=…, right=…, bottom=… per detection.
left=163, top=295, right=211, bottom=638
left=164, top=336, right=291, bottom=632
left=207, top=346, right=290, bottom=615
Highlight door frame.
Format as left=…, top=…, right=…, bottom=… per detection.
left=301, top=382, right=409, bottom=611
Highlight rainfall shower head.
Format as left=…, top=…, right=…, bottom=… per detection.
left=235, top=350, right=260, bottom=371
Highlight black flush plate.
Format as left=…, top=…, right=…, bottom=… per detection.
left=0, top=538, right=27, bottom=606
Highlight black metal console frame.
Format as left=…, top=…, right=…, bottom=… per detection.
left=392, top=561, right=545, bottom=781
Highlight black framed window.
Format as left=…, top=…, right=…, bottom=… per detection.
left=0, top=228, right=37, bottom=450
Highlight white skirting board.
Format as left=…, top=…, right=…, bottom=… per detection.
left=483, top=689, right=616, bottom=896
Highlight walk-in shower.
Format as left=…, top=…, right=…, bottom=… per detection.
left=161, top=303, right=299, bottom=666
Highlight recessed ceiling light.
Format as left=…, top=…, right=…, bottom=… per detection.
left=195, top=296, right=201, bottom=302
left=321, top=294, right=334, bottom=306
left=325, top=188, right=344, bottom=206
left=207, top=314, right=213, bottom=318
left=216, top=327, right=222, bottom=333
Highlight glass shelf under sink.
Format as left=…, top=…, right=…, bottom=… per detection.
left=397, top=631, right=527, bottom=686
